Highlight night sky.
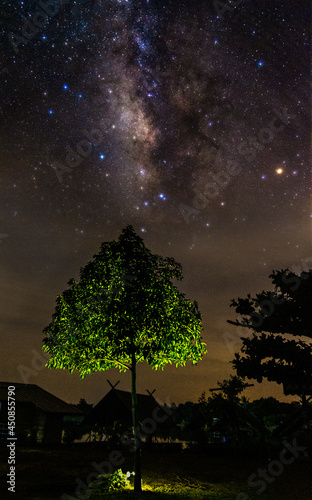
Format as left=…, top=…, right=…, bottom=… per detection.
left=1, top=0, right=311, bottom=407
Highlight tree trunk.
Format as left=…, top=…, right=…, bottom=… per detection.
left=301, top=391, right=309, bottom=451
left=131, top=351, right=142, bottom=492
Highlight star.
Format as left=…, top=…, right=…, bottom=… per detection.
left=0, top=0, right=309, bottom=407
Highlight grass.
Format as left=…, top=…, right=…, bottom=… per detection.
left=0, top=444, right=311, bottom=500
left=28, top=482, right=252, bottom=500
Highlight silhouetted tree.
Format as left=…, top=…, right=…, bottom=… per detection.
left=63, top=399, right=93, bottom=445
left=204, top=376, right=250, bottom=445
left=42, top=225, right=206, bottom=491
left=75, top=398, right=94, bottom=415
left=228, top=268, right=312, bottom=437
left=171, top=401, right=209, bottom=445
left=246, top=397, right=296, bottom=434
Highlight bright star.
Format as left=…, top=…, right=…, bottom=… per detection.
left=276, top=168, right=283, bottom=175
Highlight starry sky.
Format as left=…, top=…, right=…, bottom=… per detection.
left=1, top=0, right=311, bottom=407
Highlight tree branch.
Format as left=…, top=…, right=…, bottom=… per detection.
left=227, top=320, right=251, bottom=328
left=79, top=357, right=131, bottom=371
left=136, top=354, right=145, bottom=363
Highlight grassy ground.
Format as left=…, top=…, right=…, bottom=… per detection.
left=0, top=443, right=311, bottom=500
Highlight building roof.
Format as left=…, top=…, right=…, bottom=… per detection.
left=83, top=388, right=162, bottom=426
left=0, top=382, right=81, bottom=414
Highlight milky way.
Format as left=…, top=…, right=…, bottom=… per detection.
left=0, top=0, right=311, bottom=403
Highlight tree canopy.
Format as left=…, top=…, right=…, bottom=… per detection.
left=42, top=225, right=206, bottom=376
left=228, top=268, right=312, bottom=394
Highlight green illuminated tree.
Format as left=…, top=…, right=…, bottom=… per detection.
left=42, top=225, right=206, bottom=492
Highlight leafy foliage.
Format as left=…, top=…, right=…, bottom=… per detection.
left=246, top=397, right=298, bottom=433
left=201, top=376, right=252, bottom=445
left=209, top=375, right=247, bottom=401
left=87, top=469, right=133, bottom=498
left=228, top=268, right=312, bottom=393
left=62, top=399, right=93, bottom=445
left=229, top=268, right=311, bottom=336
left=42, top=225, right=206, bottom=377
